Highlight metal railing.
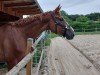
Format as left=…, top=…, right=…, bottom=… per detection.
left=74, top=28, right=100, bottom=32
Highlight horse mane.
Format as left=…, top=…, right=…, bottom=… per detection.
left=14, top=14, right=41, bottom=27
left=9, top=12, right=50, bottom=27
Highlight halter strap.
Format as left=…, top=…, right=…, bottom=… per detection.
left=49, top=11, right=70, bottom=35
left=50, top=11, right=59, bottom=33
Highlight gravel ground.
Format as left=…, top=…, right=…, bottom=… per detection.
left=69, top=35, right=100, bottom=71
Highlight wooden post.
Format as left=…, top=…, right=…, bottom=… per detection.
left=49, top=30, right=51, bottom=38
left=26, top=38, right=33, bottom=75
left=26, top=60, right=32, bottom=75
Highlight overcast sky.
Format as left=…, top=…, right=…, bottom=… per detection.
left=38, top=0, right=100, bottom=15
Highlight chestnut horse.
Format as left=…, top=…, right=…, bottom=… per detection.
left=0, top=5, right=74, bottom=70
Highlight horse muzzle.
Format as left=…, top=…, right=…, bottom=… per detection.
left=63, top=29, right=75, bottom=40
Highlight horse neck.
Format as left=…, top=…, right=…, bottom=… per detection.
left=15, top=13, right=51, bottom=38
left=23, top=21, right=48, bottom=38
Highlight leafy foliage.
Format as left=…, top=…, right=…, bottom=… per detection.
left=60, top=10, right=100, bottom=30
left=68, top=15, right=80, bottom=21
left=76, top=16, right=89, bottom=22
left=86, top=13, right=100, bottom=21
left=60, top=10, right=72, bottom=24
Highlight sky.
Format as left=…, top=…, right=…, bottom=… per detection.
left=37, top=0, right=100, bottom=15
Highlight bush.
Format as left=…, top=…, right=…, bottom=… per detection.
left=76, top=16, right=89, bottom=22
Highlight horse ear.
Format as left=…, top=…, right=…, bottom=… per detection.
left=54, top=4, right=61, bottom=13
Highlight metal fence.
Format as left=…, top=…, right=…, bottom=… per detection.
left=74, top=28, right=100, bottom=32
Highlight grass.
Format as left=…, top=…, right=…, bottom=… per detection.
left=32, top=33, right=58, bottom=66
left=45, top=33, right=58, bottom=46
left=45, top=38, right=51, bottom=46
left=0, top=63, right=7, bottom=69
left=49, top=33, right=58, bottom=38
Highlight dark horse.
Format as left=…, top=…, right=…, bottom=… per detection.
left=0, top=5, right=74, bottom=70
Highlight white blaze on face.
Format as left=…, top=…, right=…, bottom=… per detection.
left=65, top=22, right=69, bottom=29
left=70, top=26, right=74, bottom=31
left=65, top=26, right=68, bottom=29
left=66, top=22, right=74, bottom=31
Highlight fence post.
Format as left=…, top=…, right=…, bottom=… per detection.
left=95, top=28, right=97, bottom=32
left=82, top=28, right=83, bottom=32
left=84, top=28, right=85, bottom=32
left=48, top=30, right=51, bottom=38
left=26, top=38, right=33, bottom=75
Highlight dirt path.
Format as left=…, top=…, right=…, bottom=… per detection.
left=69, top=35, right=100, bottom=71
left=47, top=37, right=100, bottom=75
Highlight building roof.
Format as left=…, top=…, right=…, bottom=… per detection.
left=0, top=0, right=43, bottom=23
left=0, top=11, right=19, bottom=21
left=3, top=0, right=43, bottom=15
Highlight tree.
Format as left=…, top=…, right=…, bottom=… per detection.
left=86, top=13, right=100, bottom=21
left=71, top=16, right=90, bottom=29
left=76, top=16, right=89, bottom=22
left=60, top=10, right=72, bottom=23
left=68, top=15, right=80, bottom=21
left=60, top=10, right=100, bottom=30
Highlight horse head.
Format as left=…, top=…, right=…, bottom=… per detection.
left=13, top=5, right=75, bottom=40
left=46, top=5, right=75, bottom=40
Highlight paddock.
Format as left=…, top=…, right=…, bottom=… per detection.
left=46, top=36, right=100, bottom=75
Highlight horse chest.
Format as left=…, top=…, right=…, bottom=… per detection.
left=0, top=48, right=5, bottom=62
left=0, top=44, right=5, bottom=62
